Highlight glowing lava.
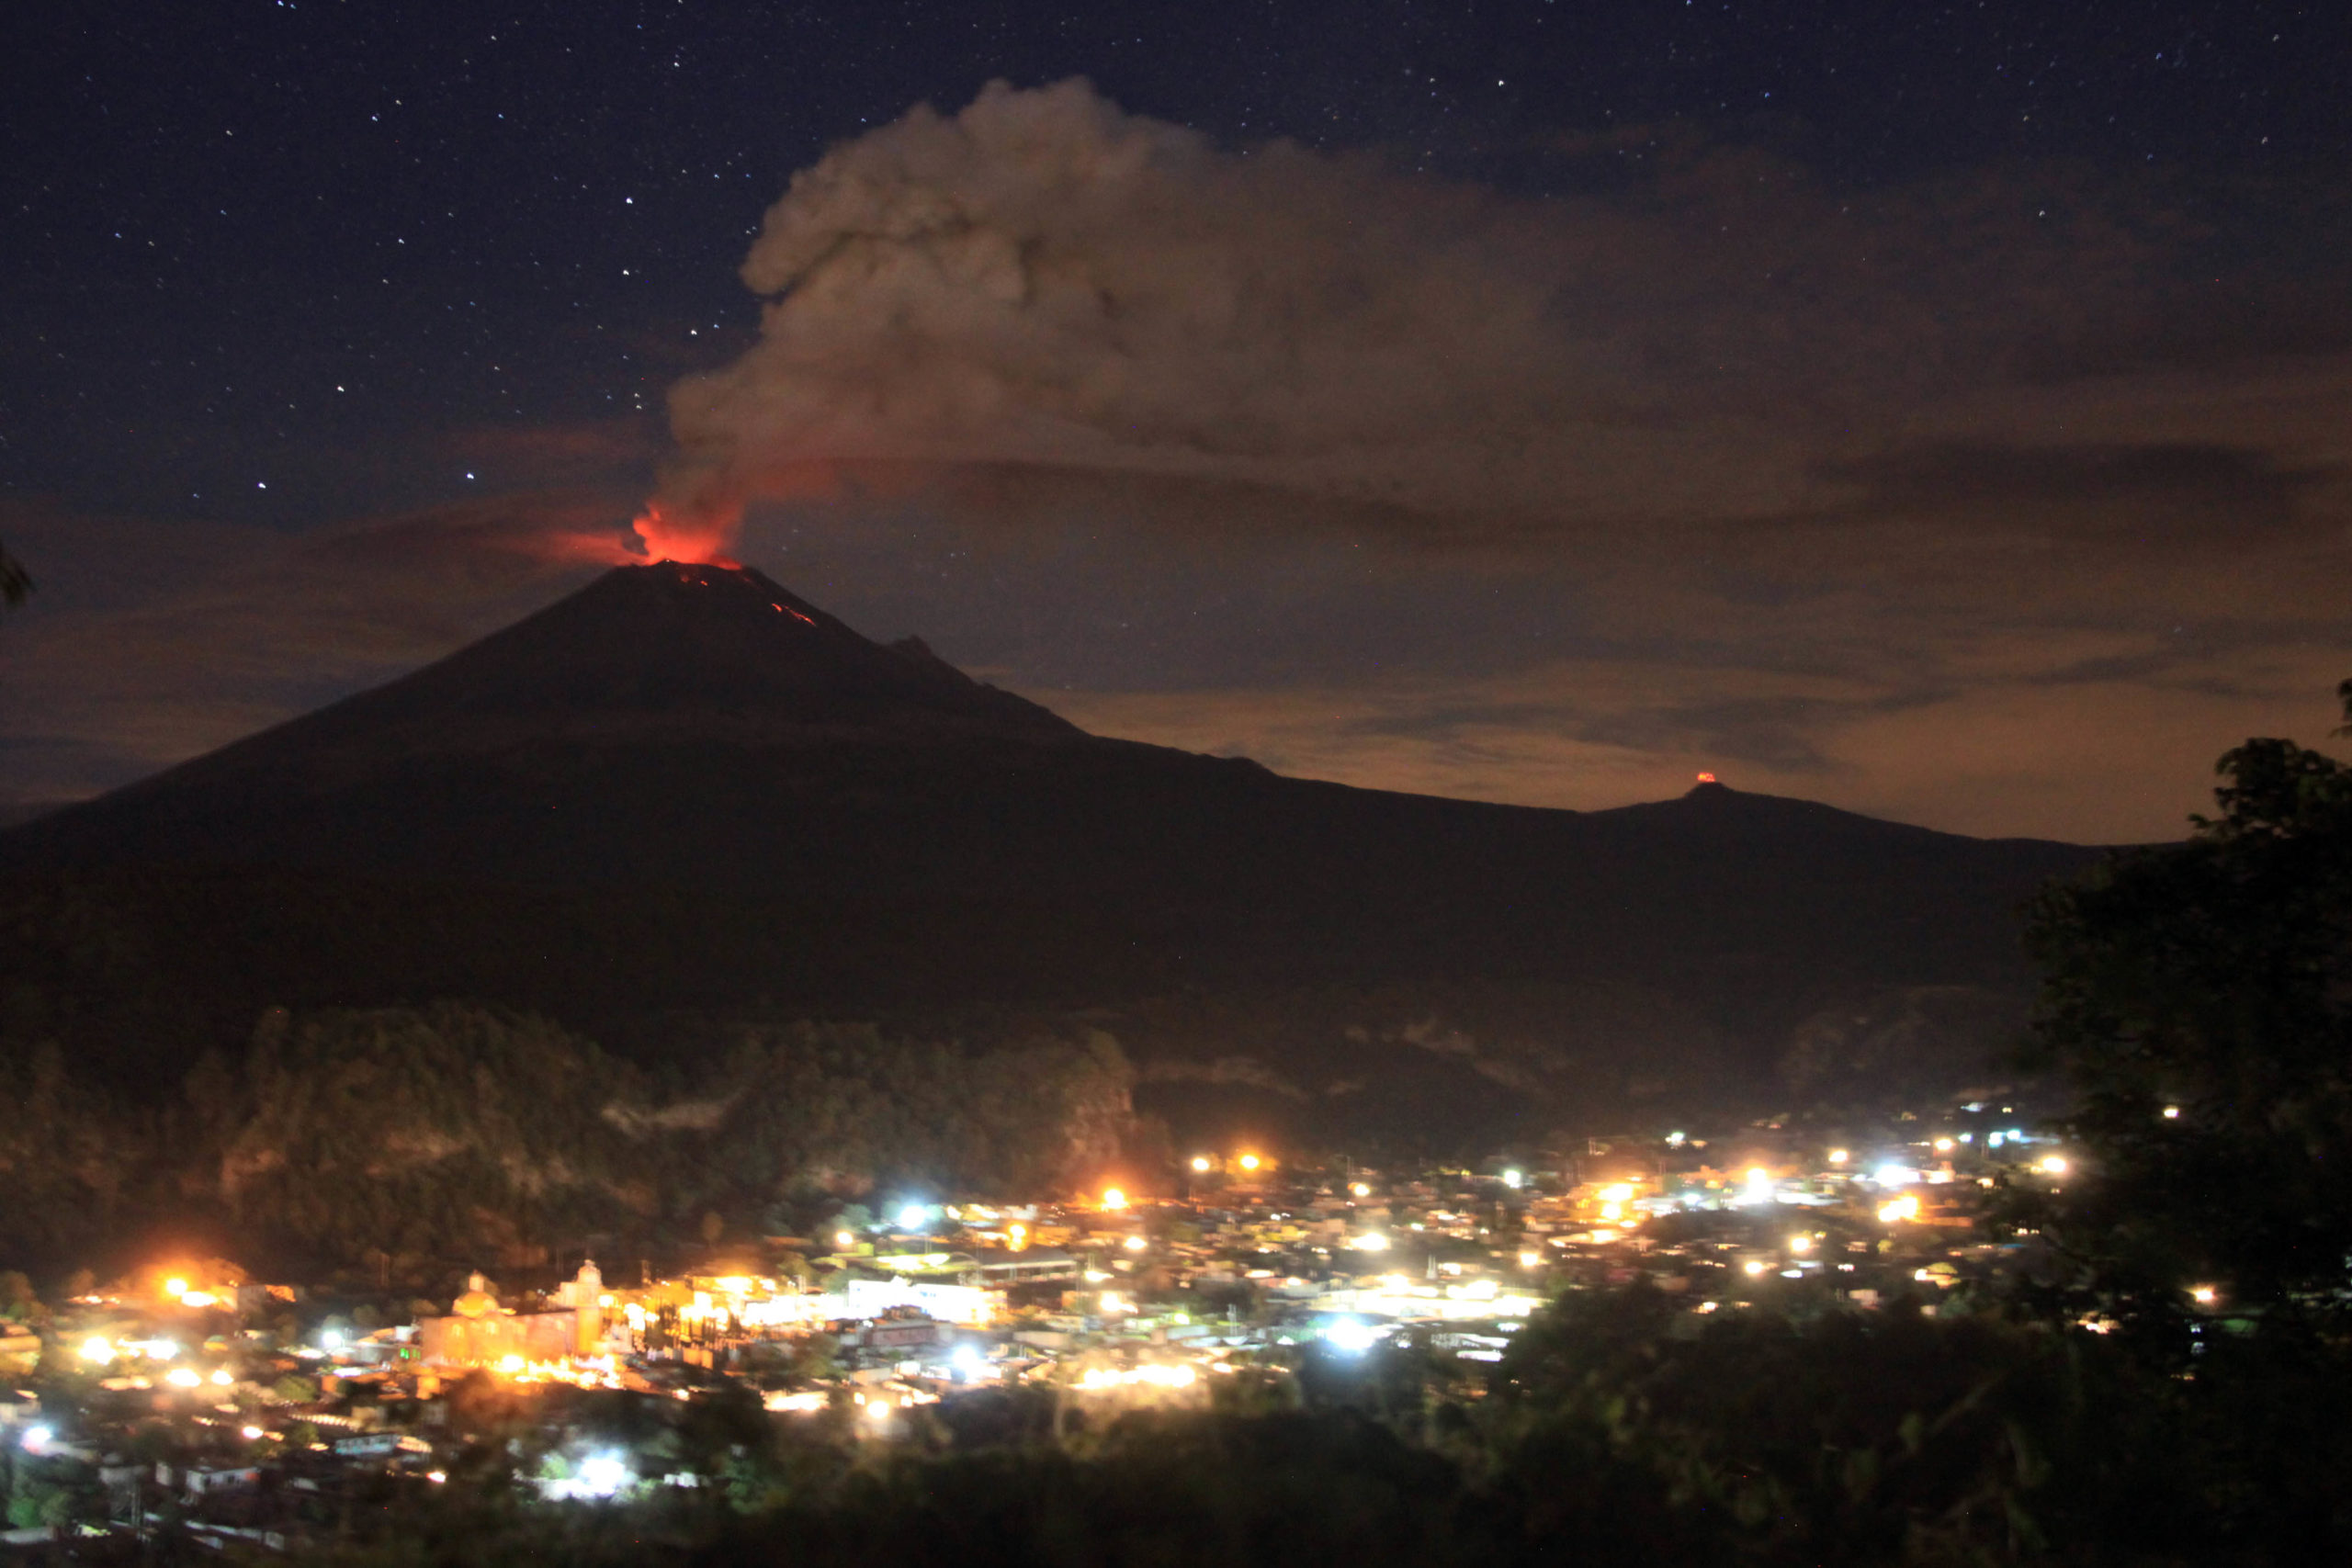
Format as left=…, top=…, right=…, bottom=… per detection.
left=630, top=501, right=741, bottom=569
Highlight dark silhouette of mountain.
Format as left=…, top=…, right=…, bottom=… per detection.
left=0, top=562, right=2103, bottom=1130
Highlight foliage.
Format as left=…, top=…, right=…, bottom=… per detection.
left=0, top=998, right=1139, bottom=1269
left=2018, top=697, right=2352, bottom=1341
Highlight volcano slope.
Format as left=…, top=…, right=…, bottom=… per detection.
left=0, top=562, right=2101, bottom=1130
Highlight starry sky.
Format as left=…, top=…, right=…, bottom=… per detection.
left=5, top=0, right=2349, bottom=841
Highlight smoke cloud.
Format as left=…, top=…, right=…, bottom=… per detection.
left=647, top=79, right=2165, bottom=561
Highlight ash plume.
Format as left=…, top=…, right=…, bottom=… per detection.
left=641, top=78, right=2171, bottom=561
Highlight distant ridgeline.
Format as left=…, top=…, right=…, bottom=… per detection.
left=0, top=562, right=2104, bottom=1177
left=0, top=1002, right=1136, bottom=1272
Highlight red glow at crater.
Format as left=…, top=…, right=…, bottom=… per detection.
left=630, top=501, right=741, bottom=569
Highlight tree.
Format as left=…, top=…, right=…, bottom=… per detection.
left=2020, top=682, right=2352, bottom=1340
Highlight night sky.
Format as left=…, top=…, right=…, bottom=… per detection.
left=6, top=0, right=2349, bottom=840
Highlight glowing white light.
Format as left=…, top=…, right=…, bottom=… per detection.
left=21, top=1425, right=52, bottom=1453
left=1352, top=1233, right=1390, bottom=1252
left=78, top=1337, right=112, bottom=1363
left=165, top=1367, right=201, bottom=1388
left=897, top=1204, right=927, bottom=1231
left=1350, top=1182, right=1371, bottom=1198
left=577, top=1454, right=629, bottom=1497
left=951, top=1346, right=988, bottom=1382
left=1323, top=1319, right=1382, bottom=1354
left=1123, top=1235, right=1147, bottom=1252
left=1743, top=1259, right=1769, bottom=1276
left=2162, top=1106, right=2181, bottom=1120
left=2039, top=1155, right=2069, bottom=1176
left=1501, top=1168, right=1524, bottom=1189
left=1827, top=1149, right=1850, bottom=1164
left=1872, top=1164, right=1917, bottom=1187
left=320, top=1329, right=345, bottom=1350
left=1191, top=1156, right=1213, bottom=1173
left=241, top=1425, right=265, bottom=1440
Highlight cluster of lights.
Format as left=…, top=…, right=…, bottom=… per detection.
left=162, top=1278, right=223, bottom=1309
left=492, top=1354, right=624, bottom=1390
left=1876, top=1194, right=1922, bottom=1224
left=1076, top=1363, right=1199, bottom=1390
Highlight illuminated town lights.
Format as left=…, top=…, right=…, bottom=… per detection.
left=1501, top=1168, right=1524, bottom=1189
left=833, top=1230, right=855, bottom=1249
left=1933, top=1137, right=1954, bottom=1152
left=209, top=1369, right=233, bottom=1387
left=77, top=1337, right=112, bottom=1363
left=896, top=1203, right=927, bottom=1231
left=1101, top=1187, right=1129, bottom=1212
left=1350, top=1181, right=1372, bottom=1198
left=1078, top=1363, right=1198, bottom=1391
left=2191, top=1285, right=2219, bottom=1306
left=320, top=1329, right=345, bottom=1351
left=1098, top=1292, right=1128, bottom=1314
left=164, top=1278, right=188, bottom=1299
left=1237, top=1153, right=1262, bottom=1172
left=1007, top=1223, right=1030, bottom=1251
left=1191, top=1156, right=1213, bottom=1173
left=1742, top=1259, right=1769, bottom=1276
left=1788, top=1235, right=1813, bottom=1254
left=1666, top=1130, right=1687, bottom=1146
left=1518, top=1250, right=1542, bottom=1269
left=2039, top=1155, right=2070, bottom=1176
left=1323, top=1318, right=1382, bottom=1354
left=1599, top=1201, right=1623, bottom=1221
left=20, top=1426, right=51, bottom=1454
left=1123, top=1235, right=1148, bottom=1252
left=1877, top=1195, right=1922, bottom=1224
left=1352, top=1233, right=1390, bottom=1252
left=1827, top=1148, right=1850, bottom=1164
left=2163, top=1105, right=2181, bottom=1120
left=164, top=1367, right=201, bottom=1388
left=1599, top=1183, right=1634, bottom=1203
left=241, top=1425, right=265, bottom=1440
left=498, top=1354, right=526, bottom=1376
left=178, top=1291, right=219, bottom=1308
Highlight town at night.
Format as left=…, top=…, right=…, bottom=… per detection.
left=5, top=0, right=2350, bottom=1562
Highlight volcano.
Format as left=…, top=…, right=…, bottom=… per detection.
left=0, top=562, right=2102, bottom=1126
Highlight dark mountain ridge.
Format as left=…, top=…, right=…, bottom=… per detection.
left=0, top=563, right=2105, bottom=1135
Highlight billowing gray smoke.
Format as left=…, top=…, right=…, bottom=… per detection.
left=652, top=79, right=2138, bottom=556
